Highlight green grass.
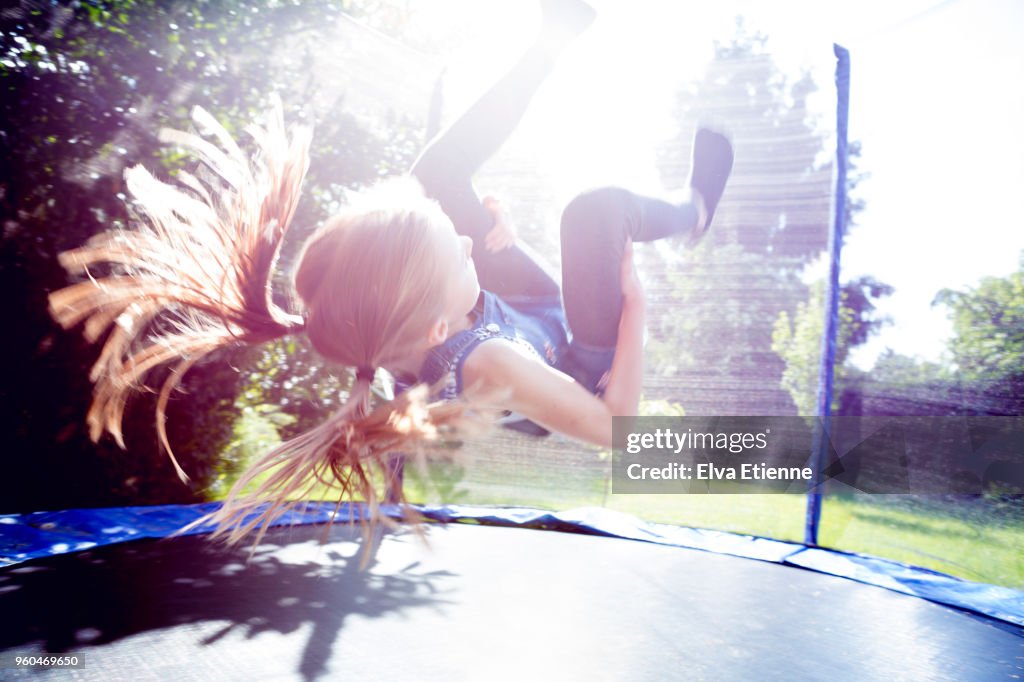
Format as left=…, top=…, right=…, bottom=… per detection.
left=816, top=495, right=1024, bottom=588
left=405, top=455, right=1024, bottom=589
left=604, top=493, right=806, bottom=541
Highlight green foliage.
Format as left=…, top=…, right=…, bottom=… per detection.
left=771, top=289, right=824, bottom=416
left=217, top=334, right=352, bottom=497
left=934, top=253, right=1024, bottom=386
left=772, top=277, right=893, bottom=414
left=639, top=398, right=686, bottom=417
left=869, top=349, right=951, bottom=387
left=652, top=21, right=883, bottom=417
left=840, top=252, right=1024, bottom=417
left=896, top=251, right=1024, bottom=416
left=1, top=0, right=424, bottom=511
left=648, top=20, right=865, bottom=415
left=648, top=244, right=801, bottom=380
left=212, top=404, right=290, bottom=498
left=404, top=460, right=471, bottom=506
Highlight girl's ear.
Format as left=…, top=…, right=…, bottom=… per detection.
left=426, top=317, right=449, bottom=346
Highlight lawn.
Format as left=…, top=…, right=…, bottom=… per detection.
left=403, top=453, right=1024, bottom=589
left=219, top=432, right=1024, bottom=589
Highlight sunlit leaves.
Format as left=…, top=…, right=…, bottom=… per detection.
left=1, top=0, right=422, bottom=508
left=935, top=256, right=1024, bottom=387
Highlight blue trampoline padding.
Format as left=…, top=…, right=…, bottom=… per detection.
left=0, top=501, right=364, bottom=566
left=415, top=504, right=801, bottom=563
left=2, top=501, right=1022, bottom=630
left=787, top=547, right=1024, bottom=629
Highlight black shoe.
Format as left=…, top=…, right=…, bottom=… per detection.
left=686, top=127, right=734, bottom=245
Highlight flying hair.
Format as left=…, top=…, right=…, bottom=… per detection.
left=48, top=99, right=474, bottom=552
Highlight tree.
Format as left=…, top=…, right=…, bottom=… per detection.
left=930, top=252, right=1024, bottom=414
left=845, top=251, right=1024, bottom=418
left=934, top=253, right=1024, bottom=386
left=772, top=276, right=893, bottom=415
left=0, top=1, right=428, bottom=511
left=822, top=251, right=1024, bottom=418
left=648, top=20, right=844, bottom=415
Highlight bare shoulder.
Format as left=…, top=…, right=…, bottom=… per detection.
left=460, top=338, right=613, bottom=447
left=461, top=338, right=548, bottom=394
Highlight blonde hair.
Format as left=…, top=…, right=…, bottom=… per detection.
left=48, top=101, right=469, bottom=551
left=295, top=180, right=455, bottom=372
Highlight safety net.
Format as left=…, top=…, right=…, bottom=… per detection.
left=3, top=1, right=1021, bottom=602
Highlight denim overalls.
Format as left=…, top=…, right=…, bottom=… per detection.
left=414, top=290, right=614, bottom=436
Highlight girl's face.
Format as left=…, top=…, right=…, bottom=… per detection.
left=435, top=220, right=480, bottom=327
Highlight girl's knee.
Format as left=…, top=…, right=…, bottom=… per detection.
left=561, top=187, right=632, bottom=239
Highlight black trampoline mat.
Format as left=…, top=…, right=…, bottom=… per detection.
left=1, top=522, right=1021, bottom=681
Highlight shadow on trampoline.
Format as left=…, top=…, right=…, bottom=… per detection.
left=2, top=519, right=1022, bottom=681
left=0, top=524, right=453, bottom=680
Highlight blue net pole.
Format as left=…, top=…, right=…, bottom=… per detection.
left=804, top=44, right=850, bottom=546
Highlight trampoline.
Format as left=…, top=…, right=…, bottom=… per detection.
left=4, top=4, right=1024, bottom=681
left=1, top=508, right=1022, bottom=681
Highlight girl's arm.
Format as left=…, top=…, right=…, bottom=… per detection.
left=461, top=243, right=645, bottom=447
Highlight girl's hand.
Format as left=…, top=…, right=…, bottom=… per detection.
left=483, top=196, right=517, bottom=253
left=620, top=239, right=644, bottom=307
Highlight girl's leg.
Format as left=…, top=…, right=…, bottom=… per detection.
left=560, top=187, right=698, bottom=350
left=555, top=186, right=694, bottom=393
left=411, top=0, right=595, bottom=300
left=560, top=128, right=733, bottom=355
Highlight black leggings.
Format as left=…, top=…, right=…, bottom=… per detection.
left=410, top=31, right=699, bottom=350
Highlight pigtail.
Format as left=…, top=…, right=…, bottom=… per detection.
left=51, top=100, right=482, bottom=551
left=175, top=381, right=472, bottom=556
left=49, top=98, right=310, bottom=481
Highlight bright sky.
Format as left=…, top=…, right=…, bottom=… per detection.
left=403, top=0, right=1024, bottom=370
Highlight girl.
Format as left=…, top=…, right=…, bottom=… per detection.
left=49, top=0, right=733, bottom=544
